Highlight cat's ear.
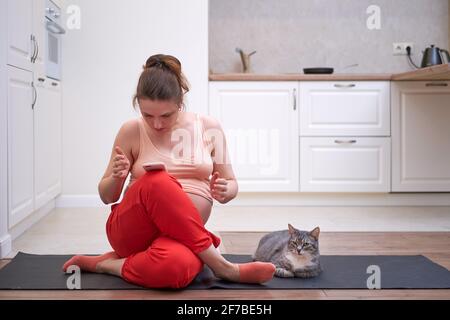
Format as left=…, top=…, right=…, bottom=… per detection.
left=309, top=227, right=320, bottom=240
left=288, top=224, right=295, bottom=235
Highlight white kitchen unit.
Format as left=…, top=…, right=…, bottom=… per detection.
left=300, top=81, right=390, bottom=136
left=209, top=81, right=299, bottom=191
left=6, top=65, right=35, bottom=227
left=6, top=0, right=34, bottom=71
left=299, top=81, right=391, bottom=192
left=34, top=79, right=62, bottom=210
left=1, top=0, right=62, bottom=233
left=300, top=137, right=391, bottom=192
left=391, top=81, right=450, bottom=192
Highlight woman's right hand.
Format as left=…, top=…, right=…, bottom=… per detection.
left=112, top=146, right=130, bottom=179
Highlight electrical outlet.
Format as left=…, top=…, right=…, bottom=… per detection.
left=393, top=42, right=414, bottom=55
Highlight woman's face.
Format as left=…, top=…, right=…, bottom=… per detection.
left=139, top=99, right=180, bottom=133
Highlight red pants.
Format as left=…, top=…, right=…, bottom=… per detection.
left=106, top=170, right=220, bottom=289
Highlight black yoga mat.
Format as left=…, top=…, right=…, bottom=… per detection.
left=0, top=252, right=449, bottom=290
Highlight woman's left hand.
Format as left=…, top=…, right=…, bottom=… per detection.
left=210, top=172, right=229, bottom=203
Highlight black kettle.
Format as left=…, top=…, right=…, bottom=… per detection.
left=421, top=45, right=450, bottom=68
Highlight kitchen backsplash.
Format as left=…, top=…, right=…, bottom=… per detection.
left=209, top=0, right=449, bottom=74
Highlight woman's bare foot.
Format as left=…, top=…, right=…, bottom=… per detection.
left=62, top=251, right=119, bottom=273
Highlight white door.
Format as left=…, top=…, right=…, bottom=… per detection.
left=7, top=65, right=34, bottom=228
left=7, top=0, right=34, bottom=71
left=392, top=81, right=450, bottom=192
left=34, top=79, right=62, bottom=210
left=32, top=0, right=46, bottom=80
left=300, top=137, right=391, bottom=192
left=209, top=81, right=299, bottom=191
left=300, top=81, right=390, bottom=136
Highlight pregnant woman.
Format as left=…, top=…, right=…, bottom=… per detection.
left=62, top=54, right=275, bottom=288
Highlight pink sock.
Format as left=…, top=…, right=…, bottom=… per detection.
left=62, top=251, right=119, bottom=273
left=238, top=262, right=276, bottom=284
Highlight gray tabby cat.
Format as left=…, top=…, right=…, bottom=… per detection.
left=253, top=224, right=322, bottom=278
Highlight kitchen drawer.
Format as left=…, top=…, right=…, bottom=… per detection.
left=300, top=81, right=390, bottom=136
left=300, top=137, right=391, bottom=192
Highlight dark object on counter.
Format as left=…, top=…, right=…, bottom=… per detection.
left=303, top=67, right=334, bottom=74
left=421, top=45, right=450, bottom=68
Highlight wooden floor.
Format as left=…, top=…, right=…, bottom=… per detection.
left=1, top=232, right=450, bottom=300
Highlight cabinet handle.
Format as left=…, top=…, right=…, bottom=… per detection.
left=334, top=139, right=357, bottom=144
left=34, top=38, right=39, bottom=63
left=31, top=82, right=37, bottom=110
left=425, top=83, right=448, bottom=87
left=52, top=82, right=58, bottom=87
left=38, top=77, right=45, bottom=82
left=293, top=88, right=297, bottom=111
left=30, top=34, right=37, bottom=63
left=334, top=84, right=356, bottom=88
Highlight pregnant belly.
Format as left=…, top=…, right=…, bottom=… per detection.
left=125, top=179, right=212, bottom=224
left=186, top=193, right=213, bottom=225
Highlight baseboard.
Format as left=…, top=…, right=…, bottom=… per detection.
left=9, top=200, right=56, bottom=241
left=56, top=193, right=450, bottom=207
left=0, top=233, right=11, bottom=259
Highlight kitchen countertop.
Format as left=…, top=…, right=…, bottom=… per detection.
left=209, top=64, right=450, bottom=81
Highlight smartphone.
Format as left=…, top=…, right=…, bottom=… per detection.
left=142, top=161, right=167, bottom=172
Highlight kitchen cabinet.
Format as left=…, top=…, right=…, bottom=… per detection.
left=391, top=81, right=450, bottom=192
left=209, top=81, right=299, bottom=192
left=6, top=0, right=34, bottom=72
left=299, top=81, right=391, bottom=192
left=3, top=0, right=62, bottom=228
left=34, top=79, right=62, bottom=210
left=300, top=137, right=391, bottom=192
left=7, top=65, right=35, bottom=228
left=300, top=81, right=390, bottom=136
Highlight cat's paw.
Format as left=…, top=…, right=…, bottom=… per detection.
left=275, top=267, right=294, bottom=278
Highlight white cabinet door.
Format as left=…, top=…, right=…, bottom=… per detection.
left=34, top=79, right=62, bottom=210
left=7, top=66, right=34, bottom=228
left=392, top=81, right=450, bottom=192
left=300, top=137, right=391, bottom=192
left=7, top=0, right=33, bottom=71
left=209, top=81, right=299, bottom=192
left=32, top=0, right=46, bottom=80
left=300, top=81, right=390, bottom=136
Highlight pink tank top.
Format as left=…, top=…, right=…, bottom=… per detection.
left=128, top=114, right=214, bottom=202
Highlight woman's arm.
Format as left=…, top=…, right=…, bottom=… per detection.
left=202, top=115, right=239, bottom=204
left=98, top=120, right=137, bottom=204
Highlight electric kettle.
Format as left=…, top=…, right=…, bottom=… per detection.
left=421, top=45, right=450, bottom=68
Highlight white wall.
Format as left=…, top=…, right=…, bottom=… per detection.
left=59, top=0, right=209, bottom=198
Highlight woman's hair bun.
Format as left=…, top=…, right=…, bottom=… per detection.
left=144, top=54, right=182, bottom=72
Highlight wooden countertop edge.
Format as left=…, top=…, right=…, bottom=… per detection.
left=391, top=63, right=450, bottom=81
left=208, top=73, right=392, bottom=81
left=209, top=64, right=450, bottom=81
